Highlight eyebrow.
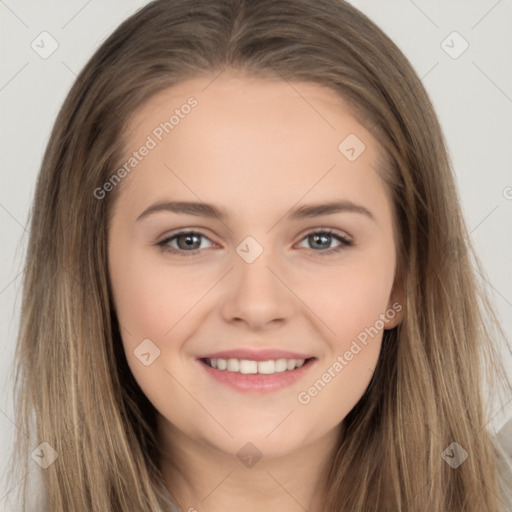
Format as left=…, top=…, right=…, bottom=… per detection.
left=136, top=199, right=375, bottom=222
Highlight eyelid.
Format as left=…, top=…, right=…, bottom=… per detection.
left=296, top=226, right=353, bottom=243
left=157, top=226, right=353, bottom=244
left=156, top=229, right=217, bottom=254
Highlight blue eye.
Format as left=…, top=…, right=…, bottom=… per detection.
left=157, top=228, right=352, bottom=257
left=157, top=231, right=214, bottom=256
left=297, top=229, right=353, bottom=255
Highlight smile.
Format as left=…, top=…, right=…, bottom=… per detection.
left=198, top=357, right=317, bottom=393
left=204, top=357, right=307, bottom=374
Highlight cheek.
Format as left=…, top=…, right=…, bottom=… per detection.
left=296, top=338, right=381, bottom=434
left=109, top=246, right=211, bottom=341
left=109, top=246, right=219, bottom=398
left=292, top=251, right=394, bottom=422
left=301, top=251, right=396, bottom=343
left=108, top=246, right=206, bottom=423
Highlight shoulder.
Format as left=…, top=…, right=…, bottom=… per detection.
left=496, top=415, right=512, bottom=458
left=495, top=415, right=512, bottom=510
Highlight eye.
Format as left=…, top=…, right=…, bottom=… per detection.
left=156, top=228, right=353, bottom=257
left=157, top=230, right=215, bottom=257
left=296, top=229, right=353, bottom=256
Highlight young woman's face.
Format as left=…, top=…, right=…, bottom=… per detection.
left=108, top=72, right=403, bottom=460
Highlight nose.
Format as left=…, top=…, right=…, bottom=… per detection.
left=220, top=245, right=297, bottom=331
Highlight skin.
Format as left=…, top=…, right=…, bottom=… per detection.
left=108, top=70, right=404, bottom=512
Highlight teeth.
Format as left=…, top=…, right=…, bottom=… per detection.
left=275, top=359, right=287, bottom=372
left=206, top=357, right=307, bottom=374
left=258, top=360, right=276, bottom=374
left=240, top=360, right=258, bottom=374
left=227, top=358, right=239, bottom=372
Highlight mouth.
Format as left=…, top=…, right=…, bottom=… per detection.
left=197, top=356, right=317, bottom=393
left=201, top=356, right=315, bottom=374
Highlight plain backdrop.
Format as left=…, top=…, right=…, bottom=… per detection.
left=1, top=0, right=511, bottom=509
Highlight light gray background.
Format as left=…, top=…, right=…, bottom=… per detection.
left=1, top=0, right=511, bottom=509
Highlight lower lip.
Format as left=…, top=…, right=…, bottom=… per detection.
left=198, top=358, right=316, bottom=393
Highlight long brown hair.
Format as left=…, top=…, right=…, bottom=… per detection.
left=7, top=0, right=512, bottom=510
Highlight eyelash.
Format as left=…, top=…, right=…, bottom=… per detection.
left=156, top=228, right=353, bottom=257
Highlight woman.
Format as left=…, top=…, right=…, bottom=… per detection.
left=7, top=0, right=512, bottom=510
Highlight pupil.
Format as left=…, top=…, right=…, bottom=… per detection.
left=312, top=234, right=329, bottom=249
left=179, top=234, right=199, bottom=250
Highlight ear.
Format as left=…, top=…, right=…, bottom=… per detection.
left=384, top=277, right=405, bottom=330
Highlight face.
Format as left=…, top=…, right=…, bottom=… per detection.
left=107, top=71, right=403, bottom=462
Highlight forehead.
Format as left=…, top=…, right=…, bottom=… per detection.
left=116, top=72, right=389, bottom=226
left=127, top=72, right=370, bottom=145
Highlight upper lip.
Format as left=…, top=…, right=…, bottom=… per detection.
left=197, top=349, right=315, bottom=361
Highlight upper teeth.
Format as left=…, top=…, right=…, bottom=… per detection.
left=206, top=358, right=306, bottom=374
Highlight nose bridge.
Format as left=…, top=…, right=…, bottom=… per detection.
left=221, top=234, right=295, bottom=327
left=234, top=234, right=281, bottom=295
